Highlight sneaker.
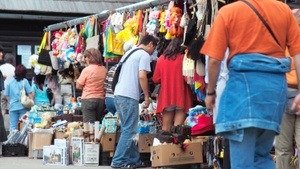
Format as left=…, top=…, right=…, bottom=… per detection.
left=121, top=164, right=136, bottom=169
left=111, top=164, right=136, bottom=169
left=134, top=161, right=147, bottom=168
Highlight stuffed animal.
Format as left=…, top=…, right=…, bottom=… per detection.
left=51, top=31, right=63, bottom=56
left=64, top=121, right=82, bottom=138
left=159, top=10, right=166, bottom=33
left=116, top=18, right=138, bottom=52
left=146, top=7, right=161, bottom=35
left=169, top=7, right=183, bottom=37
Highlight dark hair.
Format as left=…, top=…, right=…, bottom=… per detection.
left=14, top=64, right=27, bottom=81
left=84, top=48, right=103, bottom=66
left=140, top=35, right=158, bottom=47
left=0, top=45, right=3, bottom=52
left=163, top=37, right=185, bottom=60
left=34, top=74, right=46, bottom=90
left=4, top=53, right=15, bottom=65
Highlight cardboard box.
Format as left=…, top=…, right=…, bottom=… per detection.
left=191, top=136, right=210, bottom=143
left=55, top=132, right=66, bottom=139
left=71, top=137, right=84, bottom=165
left=138, top=134, right=155, bottom=153
left=100, top=133, right=116, bottom=152
left=84, top=142, right=100, bottom=166
left=150, top=142, right=203, bottom=167
left=32, top=133, right=53, bottom=150
left=43, top=146, right=69, bottom=165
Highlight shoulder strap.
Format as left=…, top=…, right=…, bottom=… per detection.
left=120, top=48, right=143, bottom=64
left=240, top=0, right=280, bottom=46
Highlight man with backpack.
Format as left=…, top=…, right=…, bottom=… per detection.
left=111, top=35, right=157, bottom=169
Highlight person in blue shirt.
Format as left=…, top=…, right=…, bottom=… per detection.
left=32, top=74, right=53, bottom=106
left=4, top=64, right=33, bottom=131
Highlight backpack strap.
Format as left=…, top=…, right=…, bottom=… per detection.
left=120, top=48, right=143, bottom=64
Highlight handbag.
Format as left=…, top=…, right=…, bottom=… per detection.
left=20, top=80, right=34, bottom=108
left=86, top=35, right=100, bottom=50
left=38, top=32, right=52, bottom=66
left=112, top=48, right=143, bottom=92
left=38, top=49, right=52, bottom=66
left=46, top=88, right=53, bottom=102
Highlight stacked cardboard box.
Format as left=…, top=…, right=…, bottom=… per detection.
left=150, top=142, right=203, bottom=167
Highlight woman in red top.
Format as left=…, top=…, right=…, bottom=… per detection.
left=153, top=37, right=193, bottom=132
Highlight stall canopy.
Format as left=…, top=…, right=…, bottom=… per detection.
left=43, top=0, right=171, bottom=32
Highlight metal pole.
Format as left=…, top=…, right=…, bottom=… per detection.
left=43, top=0, right=170, bottom=32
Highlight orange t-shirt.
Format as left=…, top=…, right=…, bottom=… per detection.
left=77, top=64, right=107, bottom=99
left=201, top=0, right=300, bottom=61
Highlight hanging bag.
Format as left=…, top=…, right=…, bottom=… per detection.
left=38, top=32, right=52, bottom=66
left=112, top=48, right=142, bottom=92
left=86, top=17, right=100, bottom=50
left=20, top=80, right=34, bottom=108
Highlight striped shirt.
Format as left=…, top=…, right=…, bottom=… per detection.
left=104, top=64, right=118, bottom=98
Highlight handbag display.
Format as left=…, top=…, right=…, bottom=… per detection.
left=20, top=80, right=34, bottom=108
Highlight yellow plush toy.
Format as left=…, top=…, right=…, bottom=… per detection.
left=64, top=122, right=82, bottom=138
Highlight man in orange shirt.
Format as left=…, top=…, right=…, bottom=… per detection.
left=201, top=0, right=300, bottom=168
left=275, top=9, right=300, bottom=169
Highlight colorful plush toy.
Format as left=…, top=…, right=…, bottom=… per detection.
left=146, top=7, right=161, bottom=35
left=51, top=31, right=63, bottom=56
left=169, top=6, right=183, bottom=37
left=159, top=10, right=166, bottom=33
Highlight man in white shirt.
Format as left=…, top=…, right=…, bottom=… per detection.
left=0, top=53, right=15, bottom=115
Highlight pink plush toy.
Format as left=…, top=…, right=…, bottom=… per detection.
left=146, top=7, right=161, bottom=35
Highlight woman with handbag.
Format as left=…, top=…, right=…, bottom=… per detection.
left=4, top=64, right=33, bottom=131
left=76, top=48, right=107, bottom=122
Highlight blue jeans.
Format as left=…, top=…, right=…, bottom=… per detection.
left=9, top=109, right=27, bottom=131
left=105, top=97, right=116, bottom=115
left=111, top=95, right=140, bottom=167
left=229, top=127, right=276, bottom=169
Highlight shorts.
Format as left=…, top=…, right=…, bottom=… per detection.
left=164, top=105, right=183, bottom=112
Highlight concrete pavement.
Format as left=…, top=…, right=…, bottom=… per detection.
left=0, top=156, right=153, bottom=169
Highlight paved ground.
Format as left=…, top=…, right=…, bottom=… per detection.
left=0, top=156, right=154, bottom=169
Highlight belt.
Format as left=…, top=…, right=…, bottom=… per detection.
left=61, top=83, right=72, bottom=85
left=288, top=84, right=298, bottom=89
